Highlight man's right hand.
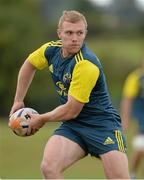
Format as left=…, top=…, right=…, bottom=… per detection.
left=10, top=101, right=25, bottom=117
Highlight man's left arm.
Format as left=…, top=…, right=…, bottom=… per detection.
left=41, top=95, right=84, bottom=122
left=27, top=95, right=84, bottom=134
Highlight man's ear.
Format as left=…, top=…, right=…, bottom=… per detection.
left=85, top=29, right=88, bottom=36
left=57, top=29, right=61, bottom=39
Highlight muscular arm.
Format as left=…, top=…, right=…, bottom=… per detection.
left=41, top=95, right=84, bottom=122
left=10, top=60, right=36, bottom=114
left=28, top=95, right=84, bottom=133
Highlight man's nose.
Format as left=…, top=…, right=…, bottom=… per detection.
left=72, top=34, right=78, bottom=41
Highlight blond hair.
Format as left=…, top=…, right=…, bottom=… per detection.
left=58, top=10, right=87, bottom=29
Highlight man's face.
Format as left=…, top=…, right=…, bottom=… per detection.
left=57, top=20, right=87, bottom=57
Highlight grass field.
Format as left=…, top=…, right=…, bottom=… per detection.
left=0, top=118, right=144, bottom=179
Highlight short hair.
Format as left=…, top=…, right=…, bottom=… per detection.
left=58, top=10, right=87, bottom=30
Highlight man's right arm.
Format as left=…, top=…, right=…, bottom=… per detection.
left=120, top=97, right=133, bottom=133
left=10, top=59, right=36, bottom=115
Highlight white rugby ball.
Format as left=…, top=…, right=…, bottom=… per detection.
left=9, top=107, right=38, bottom=137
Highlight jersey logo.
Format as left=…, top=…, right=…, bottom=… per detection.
left=49, top=64, right=53, bottom=73
left=103, top=137, right=115, bottom=145
left=63, top=73, right=71, bottom=84
left=56, top=81, right=68, bottom=96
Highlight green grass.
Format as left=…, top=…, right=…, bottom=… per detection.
left=0, top=118, right=144, bottom=179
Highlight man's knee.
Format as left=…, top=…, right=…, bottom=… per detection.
left=41, top=158, right=61, bottom=178
left=111, top=168, right=128, bottom=179
left=41, top=159, right=62, bottom=178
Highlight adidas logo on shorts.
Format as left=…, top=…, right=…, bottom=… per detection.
left=104, top=137, right=115, bottom=145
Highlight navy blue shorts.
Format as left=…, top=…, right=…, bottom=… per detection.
left=53, top=121, right=127, bottom=157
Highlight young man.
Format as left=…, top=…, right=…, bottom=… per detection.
left=121, top=61, right=144, bottom=179
left=10, top=10, right=130, bottom=179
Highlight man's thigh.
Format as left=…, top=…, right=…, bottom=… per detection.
left=42, top=135, right=86, bottom=171
left=100, top=150, right=130, bottom=179
left=59, top=122, right=127, bottom=157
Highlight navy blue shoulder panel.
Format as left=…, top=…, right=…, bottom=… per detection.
left=44, top=46, right=60, bottom=64
left=81, top=43, right=102, bottom=69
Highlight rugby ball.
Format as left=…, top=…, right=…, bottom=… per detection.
left=9, top=107, right=38, bottom=137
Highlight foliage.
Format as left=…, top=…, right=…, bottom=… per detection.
left=0, top=1, right=49, bottom=115
left=0, top=0, right=144, bottom=116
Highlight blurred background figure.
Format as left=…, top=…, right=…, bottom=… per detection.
left=120, top=59, right=144, bottom=179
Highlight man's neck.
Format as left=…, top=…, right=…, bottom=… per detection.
left=61, top=49, right=73, bottom=59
